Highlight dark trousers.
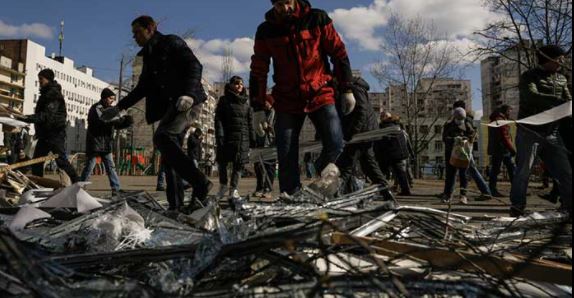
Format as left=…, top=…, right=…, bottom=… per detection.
left=218, top=160, right=243, bottom=189
left=255, top=160, right=275, bottom=192
left=378, top=158, right=410, bottom=194
left=153, top=106, right=209, bottom=210
left=489, top=153, right=515, bottom=194
left=338, top=142, right=388, bottom=195
left=32, top=138, right=79, bottom=183
left=443, top=151, right=468, bottom=196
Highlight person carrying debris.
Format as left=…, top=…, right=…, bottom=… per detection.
left=487, top=104, right=516, bottom=198
left=250, top=0, right=355, bottom=195
left=18, top=69, right=79, bottom=183
left=101, top=16, right=212, bottom=211
left=336, top=77, right=392, bottom=199
left=510, top=45, right=572, bottom=217
left=215, top=76, right=255, bottom=199
left=252, top=107, right=276, bottom=198
left=441, top=107, right=475, bottom=205
left=375, top=112, right=412, bottom=196
left=80, top=88, right=133, bottom=195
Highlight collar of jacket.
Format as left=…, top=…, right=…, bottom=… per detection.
left=224, top=85, right=248, bottom=104
left=40, top=80, right=61, bottom=95
left=137, top=31, right=163, bottom=57
left=265, top=0, right=311, bottom=25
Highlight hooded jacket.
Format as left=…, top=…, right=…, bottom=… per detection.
left=249, top=0, right=352, bottom=114
left=488, top=110, right=515, bottom=156
left=86, top=100, right=133, bottom=155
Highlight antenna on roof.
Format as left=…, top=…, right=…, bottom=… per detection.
left=58, top=20, right=64, bottom=56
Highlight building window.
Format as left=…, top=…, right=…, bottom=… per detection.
left=434, top=141, right=443, bottom=152
left=420, top=125, right=429, bottom=134
left=434, top=125, right=442, bottom=134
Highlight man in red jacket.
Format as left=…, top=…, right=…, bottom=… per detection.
left=250, top=0, right=356, bottom=195
left=488, top=104, right=516, bottom=197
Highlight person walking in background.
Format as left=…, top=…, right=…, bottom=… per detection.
left=18, top=69, right=79, bottom=183
left=81, top=88, right=133, bottom=195
left=488, top=104, right=516, bottom=197
left=215, top=76, right=255, bottom=199
left=441, top=108, right=475, bottom=205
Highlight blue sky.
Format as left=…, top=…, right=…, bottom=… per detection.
left=2, top=0, right=491, bottom=114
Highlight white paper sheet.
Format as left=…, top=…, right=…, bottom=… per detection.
left=487, top=101, right=572, bottom=127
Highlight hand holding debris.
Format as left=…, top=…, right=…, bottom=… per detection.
left=100, top=106, right=121, bottom=122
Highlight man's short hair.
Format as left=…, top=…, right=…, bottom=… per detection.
left=537, top=45, right=566, bottom=65
left=132, top=15, right=157, bottom=29
left=453, top=100, right=466, bottom=110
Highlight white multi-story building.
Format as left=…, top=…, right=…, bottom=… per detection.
left=0, top=39, right=110, bottom=153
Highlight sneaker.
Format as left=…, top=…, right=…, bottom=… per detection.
left=156, top=186, right=166, bottom=192
left=230, top=189, right=240, bottom=199
left=217, top=185, right=228, bottom=198
left=441, top=194, right=452, bottom=204
left=379, top=189, right=396, bottom=201
left=459, top=195, right=469, bottom=205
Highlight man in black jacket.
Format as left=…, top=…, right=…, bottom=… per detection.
left=187, top=128, right=203, bottom=168
left=80, top=88, right=133, bottom=193
left=20, top=69, right=79, bottom=183
left=336, top=77, right=392, bottom=199
left=103, top=16, right=212, bottom=211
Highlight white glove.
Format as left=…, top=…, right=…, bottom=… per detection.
left=341, top=92, right=356, bottom=115
left=176, top=95, right=195, bottom=112
left=253, top=111, right=267, bottom=137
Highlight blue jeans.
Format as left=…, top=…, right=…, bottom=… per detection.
left=275, top=105, right=344, bottom=194
left=467, top=159, right=492, bottom=195
left=510, top=127, right=572, bottom=211
left=156, top=162, right=166, bottom=189
left=81, top=153, right=121, bottom=191
left=489, top=153, right=515, bottom=194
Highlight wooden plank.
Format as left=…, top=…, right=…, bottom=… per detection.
left=332, top=233, right=572, bottom=286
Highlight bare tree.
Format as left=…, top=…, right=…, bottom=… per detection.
left=221, top=46, right=235, bottom=83
left=371, top=14, right=466, bottom=176
left=474, top=0, right=572, bottom=70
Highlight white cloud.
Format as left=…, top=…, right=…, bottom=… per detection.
left=0, top=20, right=53, bottom=39
left=329, top=0, right=499, bottom=52
left=474, top=109, right=484, bottom=120
left=185, top=37, right=254, bottom=83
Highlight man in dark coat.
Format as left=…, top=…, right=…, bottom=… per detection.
left=103, top=16, right=211, bottom=211
left=375, top=113, right=412, bottom=196
left=215, top=76, right=255, bottom=199
left=250, top=0, right=355, bottom=195
left=336, top=77, right=392, bottom=199
left=488, top=104, right=516, bottom=197
left=19, top=69, right=79, bottom=182
left=80, top=88, right=133, bottom=193
left=187, top=128, right=203, bottom=168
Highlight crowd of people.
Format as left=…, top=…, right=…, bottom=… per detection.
left=12, top=0, right=571, bottom=218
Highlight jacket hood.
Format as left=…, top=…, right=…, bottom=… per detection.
left=265, top=0, right=312, bottom=25
left=490, top=110, right=507, bottom=121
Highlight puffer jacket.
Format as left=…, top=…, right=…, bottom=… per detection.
left=117, top=31, right=207, bottom=124
left=249, top=0, right=352, bottom=114
left=215, top=85, right=255, bottom=164
left=443, top=118, right=475, bottom=158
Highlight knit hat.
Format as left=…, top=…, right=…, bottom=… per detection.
left=38, top=69, right=55, bottom=81
left=453, top=107, right=467, bottom=120
left=101, top=88, right=116, bottom=99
